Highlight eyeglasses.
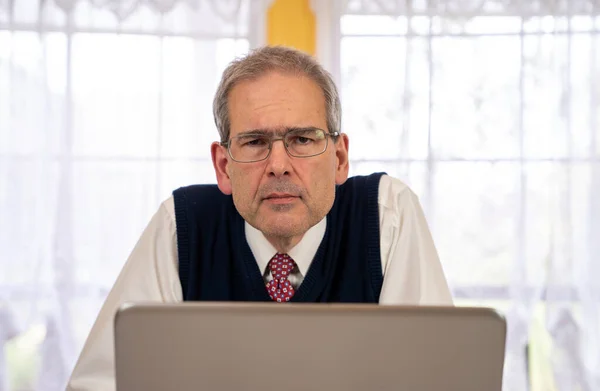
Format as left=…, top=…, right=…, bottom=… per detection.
left=220, top=127, right=340, bottom=163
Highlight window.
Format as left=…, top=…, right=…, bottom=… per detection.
left=339, top=1, right=600, bottom=390
left=1, top=1, right=252, bottom=389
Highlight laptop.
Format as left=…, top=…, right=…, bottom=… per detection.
left=114, top=303, right=506, bottom=391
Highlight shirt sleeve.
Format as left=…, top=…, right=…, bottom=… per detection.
left=377, top=175, right=453, bottom=306
left=66, top=198, right=182, bottom=391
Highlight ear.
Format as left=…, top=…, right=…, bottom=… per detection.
left=334, top=133, right=350, bottom=185
left=211, top=142, right=233, bottom=195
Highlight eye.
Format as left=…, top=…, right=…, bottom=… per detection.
left=288, top=130, right=317, bottom=145
left=240, top=136, right=268, bottom=147
left=294, top=136, right=312, bottom=145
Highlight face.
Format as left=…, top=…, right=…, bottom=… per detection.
left=211, top=71, right=349, bottom=244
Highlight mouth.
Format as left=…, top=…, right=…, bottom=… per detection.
left=263, top=193, right=300, bottom=204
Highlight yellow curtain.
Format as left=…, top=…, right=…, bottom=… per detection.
left=267, top=0, right=316, bottom=55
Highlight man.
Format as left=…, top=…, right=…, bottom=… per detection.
left=66, top=46, right=452, bottom=390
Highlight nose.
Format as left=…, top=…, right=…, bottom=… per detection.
left=266, top=139, right=291, bottom=178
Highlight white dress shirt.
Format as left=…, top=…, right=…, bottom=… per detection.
left=66, top=175, right=453, bottom=391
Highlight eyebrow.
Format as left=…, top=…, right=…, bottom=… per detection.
left=235, top=126, right=322, bottom=137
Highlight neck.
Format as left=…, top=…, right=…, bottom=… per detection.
left=265, top=234, right=304, bottom=254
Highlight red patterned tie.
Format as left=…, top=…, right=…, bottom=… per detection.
left=266, top=253, right=296, bottom=302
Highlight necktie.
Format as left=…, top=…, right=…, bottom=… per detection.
left=266, top=253, right=296, bottom=302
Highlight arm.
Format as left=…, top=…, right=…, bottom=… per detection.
left=378, top=175, right=453, bottom=305
left=66, top=198, right=182, bottom=390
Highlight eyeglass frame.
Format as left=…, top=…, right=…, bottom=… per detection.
left=219, top=127, right=341, bottom=163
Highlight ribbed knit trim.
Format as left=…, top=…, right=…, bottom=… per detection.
left=367, top=172, right=385, bottom=301
left=290, top=219, right=330, bottom=302
left=173, top=189, right=190, bottom=300
left=235, top=214, right=272, bottom=301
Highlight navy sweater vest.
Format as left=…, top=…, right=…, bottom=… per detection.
left=173, top=172, right=385, bottom=303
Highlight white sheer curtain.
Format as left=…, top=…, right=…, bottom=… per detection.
left=0, top=0, right=256, bottom=389
left=2, top=0, right=599, bottom=390
left=325, top=0, right=600, bottom=390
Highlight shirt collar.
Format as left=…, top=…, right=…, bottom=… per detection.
left=245, top=217, right=327, bottom=277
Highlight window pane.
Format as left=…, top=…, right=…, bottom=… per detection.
left=160, top=38, right=248, bottom=159
left=570, top=33, right=595, bottom=157
left=0, top=160, right=59, bottom=286
left=350, top=161, right=429, bottom=199
left=71, top=34, right=161, bottom=158
left=431, top=36, right=521, bottom=159
left=342, top=36, right=431, bottom=159
left=0, top=32, right=65, bottom=156
left=71, top=161, right=158, bottom=288
left=158, top=160, right=216, bottom=201
left=341, top=15, right=408, bottom=35
left=431, top=162, right=519, bottom=287
left=523, top=35, right=569, bottom=158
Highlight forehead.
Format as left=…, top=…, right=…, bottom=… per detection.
left=227, top=71, right=327, bottom=136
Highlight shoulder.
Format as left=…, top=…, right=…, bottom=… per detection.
left=337, top=172, right=387, bottom=201
left=160, top=196, right=176, bottom=224
left=377, top=174, right=422, bottom=219
left=173, top=184, right=224, bottom=202
left=172, top=184, right=233, bottom=212
left=158, top=184, right=234, bottom=225
left=377, top=174, right=414, bottom=204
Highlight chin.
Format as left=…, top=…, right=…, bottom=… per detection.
left=259, top=216, right=310, bottom=238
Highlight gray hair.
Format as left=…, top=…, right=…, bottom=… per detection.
left=213, top=46, right=341, bottom=142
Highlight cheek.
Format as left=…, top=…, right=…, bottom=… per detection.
left=229, top=166, right=262, bottom=200
left=303, top=158, right=337, bottom=198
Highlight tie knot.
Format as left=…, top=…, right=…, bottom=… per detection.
left=268, top=253, right=296, bottom=281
